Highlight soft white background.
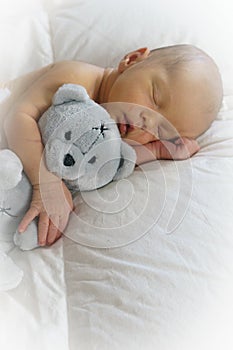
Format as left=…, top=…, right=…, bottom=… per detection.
left=0, top=1, right=233, bottom=349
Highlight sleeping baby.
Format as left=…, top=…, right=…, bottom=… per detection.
left=1, top=44, right=223, bottom=247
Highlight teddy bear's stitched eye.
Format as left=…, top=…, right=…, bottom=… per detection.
left=92, top=124, right=109, bottom=137
left=65, top=131, right=72, bottom=140
left=100, top=123, right=108, bottom=133
left=88, top=156, right=97, bottom=164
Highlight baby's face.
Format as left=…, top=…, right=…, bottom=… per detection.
left=104, top=58, right=219, bottom=143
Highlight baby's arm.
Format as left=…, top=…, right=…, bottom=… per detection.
left=3, top=61, right=103, bottom=245
left=134, top=137, right=200, bottom=165
left=4, top=64, right=71, bottom=245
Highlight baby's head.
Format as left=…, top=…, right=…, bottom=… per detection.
left=104, top=44, right=223, bottom=144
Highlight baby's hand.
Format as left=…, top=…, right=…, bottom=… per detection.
left=134, top=137, right=200, bottom=164
left=156, top=137, right=200, bottom=160
left=144, top=137, right=200, bottom=160
left=18, top=180, right=73, bottom=246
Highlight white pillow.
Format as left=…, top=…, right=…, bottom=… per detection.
left=0, top=0, right=52, bottom=81
left=50, top=0, right=233, bottom=93
left=1, top=0, right=233, bottom=92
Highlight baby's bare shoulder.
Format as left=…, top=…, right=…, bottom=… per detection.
left=3, top=60, right=103, bottom=121
left=24, top=60, right=103, bottom=104
left=4, top=60, right=101, bottom=102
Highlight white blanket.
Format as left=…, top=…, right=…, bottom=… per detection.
left=1, top=1, right=233, bottom=349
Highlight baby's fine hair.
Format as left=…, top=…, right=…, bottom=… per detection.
left=149, top=44, right=223, bottom=118
left=149, top=44, right=216, bottom=72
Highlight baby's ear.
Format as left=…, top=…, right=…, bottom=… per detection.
left=118, top=47, right=150, bottom=73
left=113, top=141, right=136, bottom=181
left=53, top=84, right=89, bottom=106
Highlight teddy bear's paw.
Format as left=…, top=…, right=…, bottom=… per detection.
left=14, top=221, right=39, bottom=251
left=0, top=248, right=23, bottom=291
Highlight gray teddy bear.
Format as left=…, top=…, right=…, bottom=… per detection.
left=0, top=84, right=136, bottom=252
left=39, top=83, right=136, bottom=193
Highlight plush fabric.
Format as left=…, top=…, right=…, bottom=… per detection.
left=39, top=84, right=136, bottom=192
left=0, top=84, right=136, bottom=262
left=0, top=149, right=32, bottom=289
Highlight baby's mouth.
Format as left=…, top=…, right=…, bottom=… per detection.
left=117, top=114, right=135, bottom=136
left=117, top=122, right=135, bottom=136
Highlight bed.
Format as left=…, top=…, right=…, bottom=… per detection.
left=1, top=0, right=233, bottom=349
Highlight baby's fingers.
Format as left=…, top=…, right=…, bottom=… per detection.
left=174, top=137, right=200, bottom=156
left=58, top=214, right=70, bottom=234
left=38, top=213, right=70, bottom=247
left=38, top=212, right=49, bottom=246
left=47, top=214, right=70, bottom=245
left=47, top=215, right=60, bottom=245
left=18, top=206, right=39, bottom=233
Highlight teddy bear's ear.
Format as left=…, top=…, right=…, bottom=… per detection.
left=53, top=84, right=89, bottom=106
left=113, top=141, right=136, bottom=181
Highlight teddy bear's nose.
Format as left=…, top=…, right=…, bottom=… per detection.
left=63, top=154, right=75, bottom=167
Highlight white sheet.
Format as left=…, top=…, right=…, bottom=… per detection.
left=1, top=1, right=233, bottom=349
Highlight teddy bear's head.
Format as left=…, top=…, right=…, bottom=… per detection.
left=38, top=84, right=136, bottom=192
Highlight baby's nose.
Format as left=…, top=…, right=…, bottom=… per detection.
left=140, top=112, right=159, bottom=138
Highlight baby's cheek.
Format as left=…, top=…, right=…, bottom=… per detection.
left=137, top=129, right=159, bottom=144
